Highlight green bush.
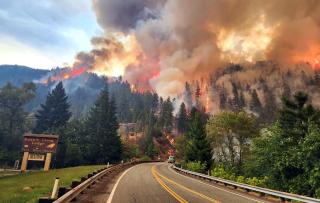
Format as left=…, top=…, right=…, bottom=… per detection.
left=246, top=177, right=260, bottom=186
left=140, top=155, right=152, bottom=162
left=211, top=165, right=234, bottom=180
left=184, top=161, right=207, bottom=173
left=211, top=164, right=267, bottom=187
left=315, top=188, right=320, bottom=198
left=236, top=176, right=246, bottom=183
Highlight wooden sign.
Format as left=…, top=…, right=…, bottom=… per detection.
left=28, top=153, right=45, bottom=161
left=23, top=134, right=59, bottom=153
left=21, top=134, right=59, bottom=172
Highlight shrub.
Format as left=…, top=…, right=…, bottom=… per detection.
left=140, top=155, right=151, bottom=162
left=246, top=177, right=260, bottom=186
left=211, top=164, right=268, bottom=187
left=211, top=165, right=235, bottom=180
left=184, top=161, right=207, bottom=173
left=237, top=176, right=246, bottom=183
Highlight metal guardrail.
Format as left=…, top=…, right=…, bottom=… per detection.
left=172, top=165, right=320, bottom=203
left=53, top=160, right=159, bottom=203
left=54, top=163, right=132, bottom=203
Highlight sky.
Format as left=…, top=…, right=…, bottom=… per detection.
left=0, top=0, right=101, bottom=69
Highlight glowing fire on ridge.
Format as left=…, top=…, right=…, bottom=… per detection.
left=39, top=67, right=86, bottom=85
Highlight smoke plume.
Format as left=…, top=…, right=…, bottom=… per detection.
left=74, top=0, right=320, bottom=97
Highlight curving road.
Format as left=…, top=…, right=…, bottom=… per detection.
left=107, top=163, right=273, bottom=203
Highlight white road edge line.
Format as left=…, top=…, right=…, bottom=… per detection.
left=106, top=164, right=139, bottom=203
left=167, top=164, right=267, bottom=203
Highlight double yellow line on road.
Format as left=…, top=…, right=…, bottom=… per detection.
left=151, top=165, right=220, bottom=203
left=152, top=165, right=187, bottom=203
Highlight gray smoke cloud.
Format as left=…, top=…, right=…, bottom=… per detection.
left=86, top=0, right=320, bottom=97
left=92, top=0, right=165, bottom=32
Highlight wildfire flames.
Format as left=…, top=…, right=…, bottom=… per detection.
left=91, top=34, right=142, bottom=77
left=39, top=67, right=86, bottom=85
left=39, top=0, right=320, bottom=104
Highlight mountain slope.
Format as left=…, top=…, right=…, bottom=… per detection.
left=0, top=65, right=49, bottom=86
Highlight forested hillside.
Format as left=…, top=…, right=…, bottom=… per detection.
left=179, top=61, right=320, bottom=124
left=0, top=65, right=48, bottom=86
left=0, top=65, right=160, bottom=120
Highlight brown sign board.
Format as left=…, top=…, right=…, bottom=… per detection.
left=23, top=134, right=59, bottom=153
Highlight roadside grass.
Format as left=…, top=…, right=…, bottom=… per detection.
left=0, top=165, right=105, bottom=203
left=0, top=171, right=20, bottom=178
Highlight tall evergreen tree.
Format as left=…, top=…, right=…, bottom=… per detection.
left=279, top=92, right=319, bottom=140
left=177, top=102, right=188, bottom=134
left=159, top=98, right=174, bottom=133
left=185, top=109, right=212, bottom=168
left=184, top=82, right=193, bottom=109
left=238, top=90, right=246, bottom=109
left=219, top=86, right=227, bottom=110
left=34, top=82, right=71, bottom=133
left=282, top=82, right=291, bottom=99
left=195, top=83, right=201, bottom=109
left=230, top=82, right=240, bottom=111
left=315, top=70, right=320, bottom=86
left=85, top=85, right=122, bottom=164
left=262, top=87, right=277, bottom=123
left=250, top=89, right=262, bottom=114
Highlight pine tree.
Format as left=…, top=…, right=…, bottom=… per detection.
left=250, top=89, right=262, bottom=114
left=195, top=83, right=201, bottom=109
left=85, top=85, right=122, bottom=164
left=231, top=82, right=240, bottom=110
left=282, top=82, right=291, bottom=99
left=279, top=92, right=319, bottom=140
left=159, top=98, right=174, bottom=133
left=219, top=86, right=227, bottom=110
left=34, top=82, right=71, bottom=133
left=262, top=87, right=277, bottom=123
left=314, top=70, right=320, bottom=86
left=185, top=109, right=212, bottom=168
left=177, top=102, right=188, bottom=134
left=184, top=82, right=193, bottom=110
left=238, top=90, right=246, bottom=109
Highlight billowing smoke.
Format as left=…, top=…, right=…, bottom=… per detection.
left=74, top=0, right=320, bottom=97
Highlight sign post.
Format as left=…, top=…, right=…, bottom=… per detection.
left=21, top=134, right=59, bottom=172
left=21, top=152, right=29, bottom=172
left=44, top=153, right=52, bottom=171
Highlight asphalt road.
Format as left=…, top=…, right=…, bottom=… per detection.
left=107, top=163, right=273, bottom=203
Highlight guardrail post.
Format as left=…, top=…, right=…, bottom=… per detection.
left=51, top=177, right=60, bottom=199
left=81, top=177, right=87, bottom=182
left=71, top=180, right=81, bottom=188
left=280, top=197, right=286, bottom=202
left=57, top=187, right=69, bottom=198
left=38, top=197, right=55, bottom=203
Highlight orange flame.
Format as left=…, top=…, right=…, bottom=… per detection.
left=39, top=67, right=86, bottom=85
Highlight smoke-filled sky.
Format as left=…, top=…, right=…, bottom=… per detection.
left=1, top=0, right=320, bottom=96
